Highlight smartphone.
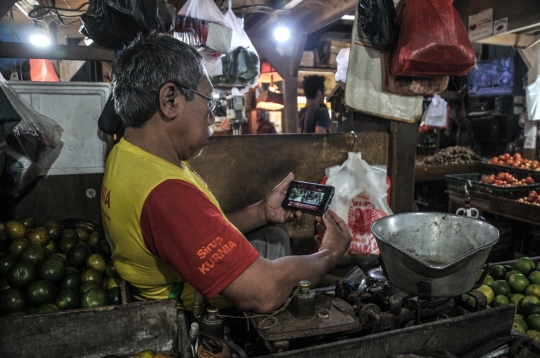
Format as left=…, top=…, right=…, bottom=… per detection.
left=281, top=180, right=335, bottom=215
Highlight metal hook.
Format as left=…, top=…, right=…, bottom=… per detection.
left=349, top=131, right=358, bottom=152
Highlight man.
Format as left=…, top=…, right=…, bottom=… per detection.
left=255, top=109, right=277, bottom=134
left=101, top=33, right=351, bottom=314
left=299, top=75, right=331, bottom=133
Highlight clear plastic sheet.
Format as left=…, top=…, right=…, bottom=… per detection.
left=390, top=0, right=476, bottom=77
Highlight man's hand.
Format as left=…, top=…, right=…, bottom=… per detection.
left=314, top=210, right=352, bottom=256
left=262, top=173, right=302, bottom=224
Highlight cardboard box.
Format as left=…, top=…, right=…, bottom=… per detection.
left=300, top=51, right=315, bottom=67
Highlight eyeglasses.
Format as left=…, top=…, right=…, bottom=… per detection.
left=173, top=82, right=218, bottom=112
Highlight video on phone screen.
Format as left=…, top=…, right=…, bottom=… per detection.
left=285, top=183, right=326, bottom=212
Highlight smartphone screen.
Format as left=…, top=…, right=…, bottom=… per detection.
left=281, top=180, right=335, bottom=215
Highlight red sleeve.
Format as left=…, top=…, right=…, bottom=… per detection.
left=140, top=180, right=259, bottom=299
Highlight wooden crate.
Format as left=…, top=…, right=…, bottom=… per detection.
left=0, top=299, right=184, bottom=358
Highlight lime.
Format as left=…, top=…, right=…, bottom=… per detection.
left=506, top=270, right=523, bottom=281
left=35, top=303, right=59, bottom=314
left=8, top=238, right=30, bottom=258
left=81, top=287, right=109, bottom=308
left=86, top=254, right=107, bottom=273
left=523, top=302, right=540, bottom=319
left=0, top=276, right=10, bottom=293
left=0, top=253, right=17, bottom=276
left=19, top=244, right=49, bottom=267
left=38, top=257, right=68, bottom=283
left=86, top=231, right=103, bottom=250
left=524, top=295, right=540, bottom=306
left=530, top=271, right=540, bottom=285
left=78, top=280, right=100, bottom=295
left=490, top=265, right=507, bottom=280
left=58, top=234, right=79, bottom=256
left=19, top=217, right=37, bottom=229
left=491, top=280, right=511, bottom=297
left=483, top=275, right=495, bottom=286
left=516, top=257, right=536, bottom=276
left=26, top=227, right=50, bottom=246
left=493, top=295, right=510, bottom=306
left=135, top=350, right=156, bottom=358
left=509, top=274, right=530, bottom=293
left=105, top=260, right=120, bottom=279
left=6, top=220, right=27, bottom=240
left=42, top=220, right=61, bottom=242
left=108, top=287, right=121, bottom=305
left=59, top=271, right=82, bottom=290
left=511, top=294, right=525, bottom=312
left=526, top=284, right=540, bottom=299
left=74, top=227, right=90, bottom=242
left=55, top=288, right=81, bottom=310
left=528, top=314, right=540, bottom=332
left=514, top=316, right=529, bottom=332
left=26, top=279, right=57, bottom=307
left=106, top=277, right=121, bottom=290
left=477, top=285, right=495, bottom=305
left=96, top=240, right=112, bottom=259
left=45, top=240, right=57, bottom=254
left=0, top=288, right=27, bottom=313
left=81, top=268, right=103, bottom=285
left=6, top=260, right=37, bottom=289
left=527, top=330, right=540, bottom=344
left=67, top=244, right=91, bottom=270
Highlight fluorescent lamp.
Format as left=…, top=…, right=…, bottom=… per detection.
left=341, top=14, right=355, bottom=21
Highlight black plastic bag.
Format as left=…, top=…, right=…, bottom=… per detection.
left=210, top=47, right=259, bottom=87
left=80, top=0, right=174, bottom=50
left=357, top=0, right=398, bottom=51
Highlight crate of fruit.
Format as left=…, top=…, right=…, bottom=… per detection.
left=445, top=172, right=540, bottom=203
left=484, top=152, right=540, bottom=182
left=489, top=189, right=540, bottom=223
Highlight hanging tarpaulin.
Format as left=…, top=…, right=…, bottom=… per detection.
left=345, top=0, right=422, bottom=123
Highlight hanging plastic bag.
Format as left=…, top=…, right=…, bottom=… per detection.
left=324, top=152, right=393, bottom=264
left=384, top=54, right=449, bottom=95
left=0, top=75, right=63, bottom=197
left=29, top=59, right=59, bottom=82
left=335, top=48, right=350, bottom=83
left=390, top=0, right=476, bottom=77
left=422, top=94, right=448, bottom=129
left=81, top=0, right=171, bottom=50
left=526, top=75, right=540, bottom=121
left=357, top=0, right=399, bottom=51
left=174, top=0, right=233, bottom=54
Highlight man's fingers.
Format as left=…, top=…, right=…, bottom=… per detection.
left=326, top=210, right=350, bottom=233
left=314, top=235, right=323, bottom=247
left=275, top=172, right=294, bottom=192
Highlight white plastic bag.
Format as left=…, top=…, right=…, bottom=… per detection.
left=335, top=48, right=350, bottom=83
left=325, top=152, right=393, bottom=260
left=174, top=0, right=233, bottom=53
left=422, top=94, right=448, bottom=129
left=526, top=75, right=540, bottom=121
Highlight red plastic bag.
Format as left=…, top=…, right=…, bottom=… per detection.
left=30, top=59, right=59, bottom=82
left=390, top=0, right=476, bottom=77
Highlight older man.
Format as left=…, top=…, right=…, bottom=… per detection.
left=101, top=33, right=351, bottom=313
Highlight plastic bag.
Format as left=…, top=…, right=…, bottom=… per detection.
left=357, top=0, right=399, bottom=51
left=526, top=75, right=540, bottom=121
left=422, top=94, right=448, bottom=129
left=0, top=75, right=63, bottom=197
left=210, top=46, right=260, bottom=87
left=390, top=0, right=476, bottom=77
left=29, top=59, right=59, bottom=82
left=174, top=0, right=233, bottom=54
left=384, top=54, right=449, bottom=95
left=80, top=0, right=173, bottom=50
left=335, top=48, right=350, bottom=83
left=324, top=152, right=393, bottom=262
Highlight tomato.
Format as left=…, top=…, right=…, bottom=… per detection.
left=526, top=177, right=535, bottom=185
left=490, top=157, right=498, bottom=164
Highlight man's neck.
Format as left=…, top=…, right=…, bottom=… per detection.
left=305, top=98, right=320, bottom=107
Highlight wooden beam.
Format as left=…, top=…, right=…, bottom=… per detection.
left=0, top=0, right=18, bottom=18
left=0, top=42, right=115, bottom=62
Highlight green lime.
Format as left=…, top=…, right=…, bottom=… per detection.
left=96, top=240, right=112, bottom=259
left=493, top=295, right=510, bottom=306
left=58, top=234, right=79, bottom=256
left=511, top=294, right=526, bottom=312
left=78, top=280, right=100, bottom=295
left=67, top=243, right=91, bottom=270
left=81, top=268, right=103, bottom=285
left=105, top=260, right=120, bottom=279
left=55, top=288, right=81, bottom=310
left=6, top=260, right=37, bottom=289
left=38, top=257, right=68, bottom=283
left=86, top=254, right=107, bottom=273
left=526, top=284, right=540, bottom=299
left=477, top=285, right=495, bottom=305
left=86, top=231, right=103, bottom=250
left=26, top=227, right=51, bottom=247
left=35, top=303, right=59, bottom=314
left=6, top=220, right=27, bottom=240
left=527, top=314, right=540, bottom=331
left=516, top=257, right=536, bottom=276
left=0, top=287, right=26, bottom=313
left=490, top=265, right=507, bottom=280
left=0, top=276, right=10, bottom=293
left=59, top=271, right=82, bottom=290
left=522, top=302, right=540, bottom=318
left=42, top=220, right=61, bottom=242
left=74, top=227, right=90, bottom=242
left=514, top=316, right=528, bottom=332
left=26, top=279, right=57, bottom=307
left=8, top=238, right=30, bottom=258
left=19, top=244, right=49, bottom=267
left=18, top=217, right=37, bottom=229
left=483, top=275, right=495, bottom=286
left=509, top=274, right=530, bottom=293
left=527, top=330, right=540, bottom=344
left=530, top=271, right=540, bottom=285
left=108, top=287, right=121, bottom=305
left=0, top=253, right=17, bottom=276
left=81, top=287, right=109, bottom=308
left=506, top=270, right=523, bottom=281
left=491, top=280, right=511, bottom=297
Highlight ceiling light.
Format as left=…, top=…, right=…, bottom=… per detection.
left=274, top=26, right=290, bottom=42
left=30, top=33, right=51, bottom=47
left=341, top=15, right=355, bottom=21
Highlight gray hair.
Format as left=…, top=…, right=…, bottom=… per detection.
left=112, top=32, right=206, bottom=128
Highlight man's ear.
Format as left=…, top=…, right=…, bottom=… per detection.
left=158, top=83, right=182, bottom=120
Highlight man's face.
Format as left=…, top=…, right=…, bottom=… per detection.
left=174, top=77, right=215, bottom=160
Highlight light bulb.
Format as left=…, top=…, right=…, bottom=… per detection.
left=30, top=33, right=51, bottom=47
left=274, top=26, right=290, bottom=42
